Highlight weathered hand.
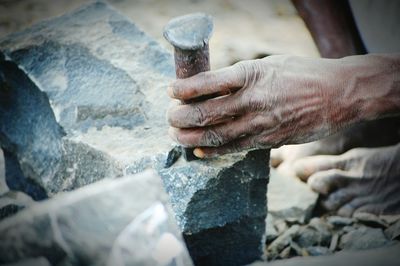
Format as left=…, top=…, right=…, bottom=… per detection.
left=167, top=54, right=400, bottom=158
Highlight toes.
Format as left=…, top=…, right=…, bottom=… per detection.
left=270, top=148, right=283, bottom=168
left=354, top=204, right=385, bottom=216
left=322, top=187, right=357, bottom=211
left=294, top=156, right=341, bottom=181
left=337, top=196, right=374, bottom=217
left=336, top=205, right=354, bottom=217
left=378, top=195, right=400, bottom=215
left=307, top=169, right=352, bottom=195
left=270, top=142, right=321, bottom=169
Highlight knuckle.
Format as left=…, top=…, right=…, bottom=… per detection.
left=193, top=105, right=205, bottom=125
left=191, top=105, right=209, bottom=127
left=202, top=129, right=225, bottom=147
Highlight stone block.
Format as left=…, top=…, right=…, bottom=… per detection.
left=0, top=170, right=193, bottom=266
left=0, top=2, right=270, bottom=265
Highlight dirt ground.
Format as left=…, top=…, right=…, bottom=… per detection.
left=0, top=0, right=319, bottom=69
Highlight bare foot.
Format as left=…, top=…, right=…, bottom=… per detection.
left=271, top=117, right=400, bottom=168
left=293, top=144, right=400, bottom=217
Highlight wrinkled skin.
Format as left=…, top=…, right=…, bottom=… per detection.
left=167, top=53, right=400, bottom=217
left=293, top=144, right=400, bottom=216
left=168, top=54, right=400, bottom=158
left=268, top=0, right=400, bottom=218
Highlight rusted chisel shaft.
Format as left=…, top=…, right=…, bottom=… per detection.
left=164, top=13, right=213, bottom=161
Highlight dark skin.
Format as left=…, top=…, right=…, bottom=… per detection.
left=273, top=0, right=399, bottom=167
left=295, top=144, right=400, bottom=216
left=292, top=0, right=366, bottom=58
left=274, top=0, right=400, bottom=216
left=168, top=54, right=400, bottom=154
left=167, top=1, right=400, bottom=217
left=167, top=54, right=400, bottom=216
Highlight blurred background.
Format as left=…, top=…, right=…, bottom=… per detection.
left=0, top=0, right=319, bottom=69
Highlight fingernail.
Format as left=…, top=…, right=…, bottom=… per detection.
left=193, top=148, right=205, bottom=158
left=167, top=86, right=174, bottom=97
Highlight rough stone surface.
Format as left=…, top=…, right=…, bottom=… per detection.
left=0, top=2, right=270, bottom=265
left=267, top=225, right=300, bottom=259
left=253, top=243, right=400, bottom=266
left=339, top=226, right=389, bottom=251
left=295, top=225, right=331, bottom=248
left=329, top=233, right=339, bottom=251
left=0, top=170, right=193, bottom=266
left=264, top=213, right=400, bottom=261
left=265, top=214, right=279, bottom=244
left=274, top=218, right=289, bottom=235
left=327, top=216, right=354, bottom=227
left=384, top=219, right=400, bottom=240
left=267, top=169, right=317, bottom=224
left=289, top=240, right=307, bottom=257
left=3, top=150, right=48, bottom=201
left=296, top=218, right=332, bottom=247
left=306, top=246, right=332, bottom=256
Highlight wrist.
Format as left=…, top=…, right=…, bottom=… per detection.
left=347, top=54, right=400, bottom=121
left=326, top=54, right=400, bottom=132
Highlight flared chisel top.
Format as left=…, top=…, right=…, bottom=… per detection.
left=163, top=13, right=213, bottom=51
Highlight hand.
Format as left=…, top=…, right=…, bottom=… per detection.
left=167, top=54, right=399, bottom=158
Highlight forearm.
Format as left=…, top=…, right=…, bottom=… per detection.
left=292, top=0, right=366, bottom=58
left=167, top=54, right=400, bottom=156
left=331, top=54, right=400, bottom=130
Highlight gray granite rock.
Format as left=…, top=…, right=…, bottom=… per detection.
left=289, top=240, right=307, bottom=257
left=327, top=216, right=354, bottom=227
left=342, top=225, right=357, bottom=234
left=267, top=225, right=300, bottom=259
left=295, top=225, right=331, bottom=248
left=279, top=246, right=292, bottom=259
left=329, top=233, right=339, bottom=251
left=339, top=226, right=389, bottom=251
left=0, top=0, right=175, bottom=197
left=274, top=218, right=289, bottom=235
left=2, top=150, right=48, bottom=202
left=306, top=246, right=332, bottom=256
left=297, top=217, right=332, bottom=247
left=251, top=243, right=400, bottom=266
left=265, top=215, right=279, bottom=244
left=0, top=2, right=270, bottom=265
left=0, top=170, right=193, bottom=266
left=309, top=217, right=332, bottom=234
